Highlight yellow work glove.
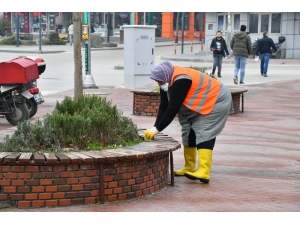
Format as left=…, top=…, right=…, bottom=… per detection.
left=144, top=127, right=159, bottom=140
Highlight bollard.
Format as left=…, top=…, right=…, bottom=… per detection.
left=174, top=43, right=177, bottom=54
left=191, top=41, right=193, bottom=52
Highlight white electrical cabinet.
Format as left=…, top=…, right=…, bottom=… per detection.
left=123, top=25, right=156, bottom=89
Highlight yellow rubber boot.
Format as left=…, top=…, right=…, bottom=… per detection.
left=184, top=148, right=212, bottom=183
left=174, top=146, right=196, bottom=176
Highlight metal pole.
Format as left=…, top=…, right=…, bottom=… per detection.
left=16, top=13, right=19, bottom=47
left=181, top=12, right=184, bottom=54
left=39, top=12, right=42, bottom=51
left=144, top=12, right=146, bottom=25
left=107, top=12, right=110, bottom=43
left=83, top=12, right=97, bottom=89
left=227, top=12, right=232, bottom=53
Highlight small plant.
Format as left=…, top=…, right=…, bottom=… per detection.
left=188, top=65, right=207, bottom=73
left=0, top=37, right=20, bottom=45
left=0, top=94, right=142, bottom=152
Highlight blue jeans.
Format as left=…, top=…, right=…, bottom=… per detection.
left=213, top=55, right=223, bottom=74
left=233, top=56, right=247, bottom=83
left=259, top=53, right=271, bottom=74
left=69, top=34, right=73, bottom=45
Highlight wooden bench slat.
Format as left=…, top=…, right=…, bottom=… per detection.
left=63, top=153, right=82, bottom=163
left=33, top=153, right=45, bottom=163
left=4, top=152, right=21, bottom=163
left=44, top=153, right=58, bottom=163
left=18, top=153, right=33, bottom=163
left=68, top=152, right=94, bottom=163
left=0, top=152, right=11, bottom=163
left=55, top=153, right=71, bottom=163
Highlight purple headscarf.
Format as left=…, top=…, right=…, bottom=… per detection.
left=150, top=62, right=174, bottom=84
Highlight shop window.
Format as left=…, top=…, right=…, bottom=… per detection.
left=217, top=14, right=228, bottom=31
left=249, top=14, right=259, bottom=33
left=233, top=14, right=240, bottom=30
left=173, top=13, right=189, bottom=30
left=260, top=14, right=269, bottom=32
left=271, top=13, right=281, bottom=33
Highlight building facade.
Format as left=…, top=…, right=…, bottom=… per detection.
left=205, top=12, right=300, bottom=58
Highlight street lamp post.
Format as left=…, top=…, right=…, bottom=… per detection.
left=181, top=12, right=184, bottom=54
left=16, top=13, right=19, bottom=47
left=39, top=13, right=42, bottom=51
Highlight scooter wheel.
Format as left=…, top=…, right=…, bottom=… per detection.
left=6, top=103, right=30, bottom=126
left=26, top=98, right=38, bottom=118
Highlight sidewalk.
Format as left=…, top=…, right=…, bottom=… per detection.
left=0, top=77, right=299, bottom=212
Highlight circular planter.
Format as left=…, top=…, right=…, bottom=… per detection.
left=0, top=133, right=180, bottom=208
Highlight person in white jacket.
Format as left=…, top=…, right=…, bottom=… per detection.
left=68, top=23, right=74, bottom=46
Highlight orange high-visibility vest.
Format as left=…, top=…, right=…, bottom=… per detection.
left=171, top=66, right=221, bottom=115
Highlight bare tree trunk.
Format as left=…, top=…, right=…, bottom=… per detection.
left=175, top=12, right=179, bottom=43
left=73, top=12, right=83, bottom=99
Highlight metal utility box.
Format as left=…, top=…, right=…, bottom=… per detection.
left=0, top=58, right=39, bottom=84
left=123, top=25, right=156, bottom=89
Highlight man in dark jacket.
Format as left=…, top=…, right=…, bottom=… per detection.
left=255, top=31, right=277, bottom=77
left=210, top=31, right=230, bottom=77
left=230, top=25, right=252, bottom=85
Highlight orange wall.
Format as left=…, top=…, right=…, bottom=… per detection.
left=162, top=12, right=205, bottom=40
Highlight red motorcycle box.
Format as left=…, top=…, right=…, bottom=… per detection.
left=0, top=58, right=40, bottom=84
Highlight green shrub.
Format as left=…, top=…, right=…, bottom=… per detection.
left=0, top=94, right=141, bottom=152
left=0, top=38, right=20, bottom=45
left=188, top=65, right=207, bottom=73
left=43, top=40, right=66, bottom=45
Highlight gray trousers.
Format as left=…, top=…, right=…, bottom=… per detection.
left=213, top=54, right=223, bottom=74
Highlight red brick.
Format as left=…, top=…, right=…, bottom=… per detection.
left=53, top=179, right=67, bottom=185
left=0, top=173, right=2, bottom=179
left=123, top=186, right=131, bottom=193
left=32, top=200, right=45, bottom=207
left=104, top=189, right=112, bottom=195
left=66, top=165, right=78, bottom=171
left=74, top=171, right=85, bottom=177
left=3, top=187, right=16, bottom=193
left=19, top=173, right=32, bottom=179
left=17, top=187, right=30, bottom=193
left=11, top=166, right=25, bottom=173
left=0, top=166, right=10, bottom=172
left=41, top=166, right=53, bottom=172
left=140, top=183, right=146, bottom=189
left=46, top=172, right=59, bottom=179
left=152, top=179, right=158, bottom=185
left=60, top=172, right=72, bottom=178
left=136, top=177, right=144, bottom=184
left=65, top=192, right=78, bottom=198
left=0, top=180, right=10, bottom=186
left=10, top=194, right=24, bottom=200
left=12, top=180, right=25, bottom=186
left=67, top=178, right=78, bottom=184
left=0, top=194, right=8, bottom=200
left=118, top=193, right=127, bottom=200
left=26, top=180, right=39, bottom=186
left=25, top=193, right=38, bottom=200
left=85, top=197, right=97, bottom=204
left=128, top=166, right=135, bottom=172
left=118, top=180, right=128, bottom=187
left=86, top=170, right=97, bottom=177
left=128, top=179, right=136, bottom=185
left=149, top=174, right=155, bottom=180
left=25, top=166, right=39, bottom=172
left=18, top=201, right=30, bottom=208
left=144, top=176, right=150, bottom=182
left=32, top=186, right=44, bottom=193
left=150, top=187, right=155, bottom=193
left=118, top=167, right=127, bottom=173
left=53, top=192, right=65, bottom=199
left=79, top=177, right=91, bottom=184
left=108, top=182, right=117, bottom=188
left=59, top=185, right=71, bottom=192
left=91, top=190, right=100, bottom=196
left=91, top=176, right=99, bottom=183
left=113, top=188, right=122, bottom=194
left=104, top=176, right=113, bottom=182
left=132, top=172, right=140, bottom=178
left=46, top=186, right=58, bottom=192
left=33, top=173, right=45, bottom=179
left=107, top=195, right=117, bottom=202
left=72, top=184, right=83, bottom=191
left=143, top=188, right=150, bottom=195
left=46, top=200, right=58, bottom=207
left=84, top=184, right=96, bottom=190
left=39, top=193, right=52, bottom=200
left=124, top=173, right=132, bottom=179
left=79, top=191, right=90, bottom=198
left=135, top=165, right=144, bottom=171
left=79, top=165, right=91, bottom=170
left=59, top=199, right=71, bottom=206
left=53, top=165, right=65, bottom=171
left=155, top=185, right=159, bottom=191
left=136, top=190, right=143, bottom=197
left=5, top=173, right=18, bottom=179
left=40, top=179, right=53, bottom=185
left=71, top=198, right=84, bottom=205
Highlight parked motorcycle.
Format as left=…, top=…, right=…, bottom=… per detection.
left=251, top=36, right=285, bottom=59
left=0, top=57, right=43, bottom=125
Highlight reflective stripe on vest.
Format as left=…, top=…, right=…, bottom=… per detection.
left=171, top=66, right=221, bottom=115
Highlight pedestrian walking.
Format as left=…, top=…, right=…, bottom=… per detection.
left=68, top=23, right=74, bottom=46
left=210, top=31, right=230, bottom=77
left=255, top=31, right=277, bottom=77
left=144, top=62, right=232, bottom=184
left=230, top=25, right=252, bottom=85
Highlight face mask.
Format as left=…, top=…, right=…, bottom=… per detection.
left=160, top=83, right=169, bottom=92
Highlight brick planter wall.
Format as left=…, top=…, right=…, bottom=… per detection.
left=133, top=91, right=160, bottom=116
left=0, top=134, right=180, bottom=208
